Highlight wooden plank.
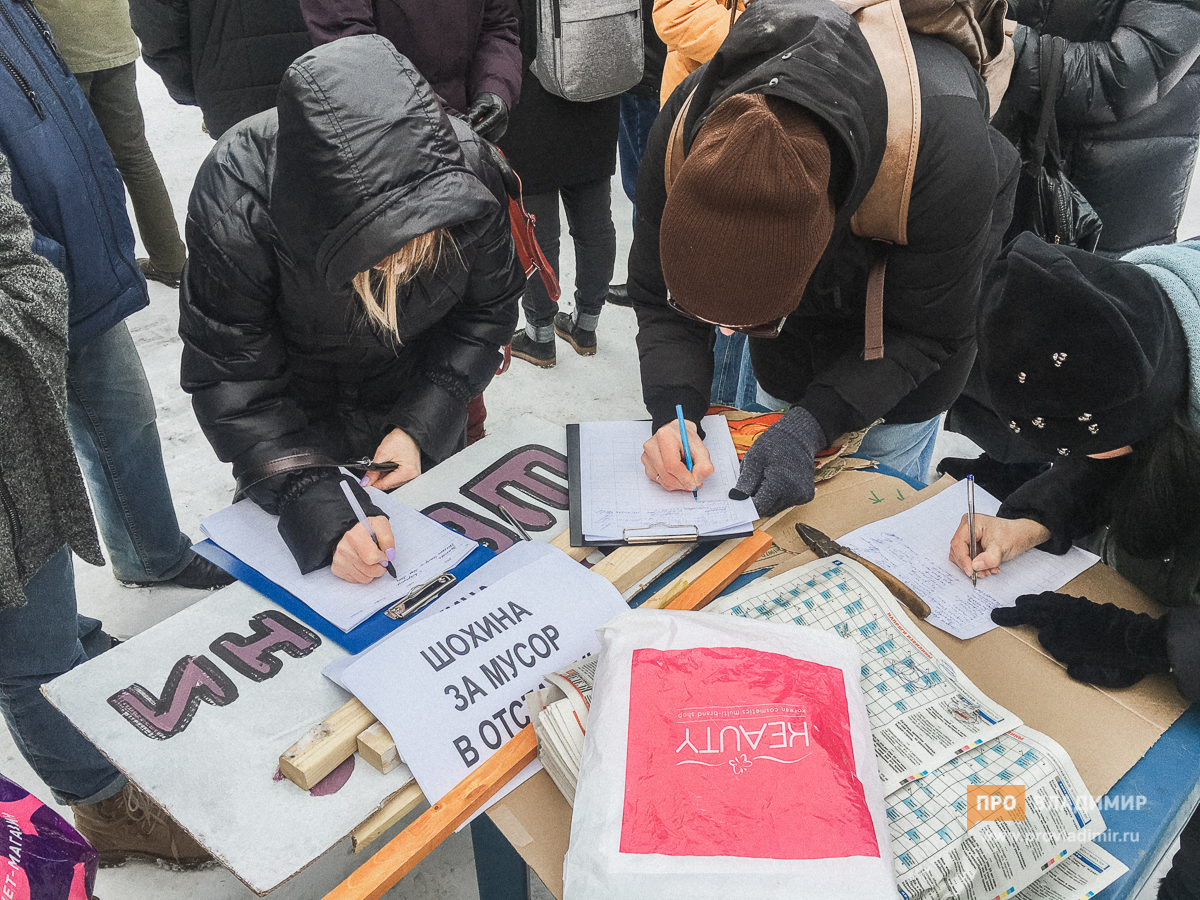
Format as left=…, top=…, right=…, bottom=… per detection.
left=279, top=698, right=377, bottom=790
left=665, top=530, right=776, bottom=612
left=357, top=721, right=400, bottom=775
left=589, top=543, right=684, bottom=594
left=550, top=529, right=592, bottom=562
left=641, top=538, right=740, bottom=610
left=352, top=781, right=426, bottom=852
left=325, top=725, right=539, bottom=900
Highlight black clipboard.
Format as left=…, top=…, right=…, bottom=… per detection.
left=566, top=423, right=753, bottom=548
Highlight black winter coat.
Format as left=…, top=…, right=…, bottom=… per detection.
left=180, top=37, right=524, bottom=561
left=129, top=0, right=313, bottom=139
left=999, top=0, right=1200, bottom=255
left=495, top=0, right=619, bottom=194
left=629, top=0, right=1021, bottom=438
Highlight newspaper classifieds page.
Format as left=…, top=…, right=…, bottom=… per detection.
left=888, top=728, right=1108, bottom=900
left=707, top=557, right=1020, bottom=792
left=1012, top=842, right=1127, bottom=900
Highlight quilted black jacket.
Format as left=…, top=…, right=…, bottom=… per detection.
left=179, top=36, right=524, bottom=520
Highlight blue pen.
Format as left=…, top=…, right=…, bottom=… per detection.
left=675, top=403, right=698, bottom=500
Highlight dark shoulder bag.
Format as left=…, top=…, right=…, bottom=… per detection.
left=1005, top=34, right=1103, bottom=251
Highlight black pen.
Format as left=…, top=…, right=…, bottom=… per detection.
left=498, top=502, right=532, bottom=542
left=340, top=480, right=397, bottom=578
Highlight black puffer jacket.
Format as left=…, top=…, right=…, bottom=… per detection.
left=998, top=0, right=1200, bottom=255
left=180, top=36, right=523, bottom=566
left=630, top=0, right=1020, bottom=438
left=130, top=0, right=313, bottom=139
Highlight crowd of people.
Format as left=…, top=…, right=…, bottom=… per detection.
left=2, top=0, right=1199, bottom=897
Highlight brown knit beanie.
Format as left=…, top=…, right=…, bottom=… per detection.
left=660, top=93, right=834, bottom=327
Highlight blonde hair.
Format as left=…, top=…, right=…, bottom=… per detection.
left=352, top=229, right=458, bottom=337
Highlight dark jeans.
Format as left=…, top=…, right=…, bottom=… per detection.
left=520, top=178, right=616, bottom=332
left=0, top=547, right=125, bottom=806
left=75, top=63, right=186, bottom=274
left=618, top=92, right=660, bottom=220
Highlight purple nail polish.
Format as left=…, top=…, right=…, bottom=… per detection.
left=359, top=476, right=370, bottom=487
left=385, top=547, right=396, bottom=561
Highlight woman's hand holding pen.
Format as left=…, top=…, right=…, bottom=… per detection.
left=642, top=419, right=715, bottom=492
left=332, top=516, right=396, bottom=583
left=949, top=514, right=1051, bottom=580
left=364, top=427, right=422, bottom=490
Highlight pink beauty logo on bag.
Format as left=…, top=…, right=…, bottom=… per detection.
left=620, top=647, right=879, bottom=860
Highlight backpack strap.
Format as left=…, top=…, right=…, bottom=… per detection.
left=664, top=88, right=698, bottom=194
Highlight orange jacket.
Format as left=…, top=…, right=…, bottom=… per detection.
left=653, top=0, right=745, bottom=105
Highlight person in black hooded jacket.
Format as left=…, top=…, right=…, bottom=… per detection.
left=179, top=35, right=524, bottom=580
left=631, top=0, right=1020, bottom=516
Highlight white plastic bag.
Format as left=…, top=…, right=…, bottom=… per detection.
left=563, top=609, right=895, bottom=900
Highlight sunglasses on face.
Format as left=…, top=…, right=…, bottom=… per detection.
left=666, top=292, right=788, bottom=339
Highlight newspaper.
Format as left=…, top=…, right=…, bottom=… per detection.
left=525, top=656, right=599, bottom=805
left=888, top=728, right=1109, bottom=900
left=707, top=558, right=1019, bottom=792
left=1011, top=843, right=1126, bottom=900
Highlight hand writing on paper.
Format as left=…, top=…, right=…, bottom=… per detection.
left=332, top=517, right=396, bottom=583
left=365, top=428, right=422, bottom=491
left=642, top=419, right=715, bottom=493
left=948, top=514, right=1051, bottom=580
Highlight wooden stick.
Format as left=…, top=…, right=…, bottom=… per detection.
left=589, top=543, right=685, bottom=594
left=352, top=781, right=426, bottom=852
left=665, top=530, right=775, bottom=612
left=357, top=721, right=400, bottom=775
left=641, top=538, right=741, bottom=610
left=279, top=698, right=377, bottom=790
left=325, top=725, right=539, bottom=900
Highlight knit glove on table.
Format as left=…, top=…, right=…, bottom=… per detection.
left=277, top=470, right=388, bottom=574
left=729, top=406, right=826, bottom=517
left=991, top=592, right=1169, bottom=688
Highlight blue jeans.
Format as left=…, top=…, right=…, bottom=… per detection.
left=66, top=320, right=192, bottom=582
left=0, top=547, right=125, bottom=805
left=850, top=415, right=943, bottom=487
left=711, top=331, right=763, bottom=410
left=618, top=92, right=660, bottom=219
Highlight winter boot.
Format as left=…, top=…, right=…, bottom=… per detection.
left=554, top=311, right=597, bottom=357
left=510, top=325, right=556, bottom=368
left=73, top=781, right=212, bottom=868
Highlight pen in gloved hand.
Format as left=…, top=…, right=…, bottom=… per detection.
left=340, top=480, right=397, bottom=579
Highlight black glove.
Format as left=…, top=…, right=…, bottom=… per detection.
left=467, top=93, right=509, bottom=142
left=729, top=406, right=826, bottom=517
left=276, top=470, right=387, bottom=574
left=991, top=592, right=1170, bottom=688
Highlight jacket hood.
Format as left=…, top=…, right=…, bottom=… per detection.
left=680, top=0, right=888, bottom=216
left=270, top=35, right=498, bottom=290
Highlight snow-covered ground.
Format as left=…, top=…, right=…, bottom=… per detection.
left=2, top=57, right=1190, bottom=900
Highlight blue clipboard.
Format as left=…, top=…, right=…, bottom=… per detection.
left=194, top=538, right=495, bottom=654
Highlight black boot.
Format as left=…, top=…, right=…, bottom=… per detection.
left=606, top=283, right=632, bottom=308
left=510, top=328, right=556, bottom=368
left=554, top=311, right=597, bottom=357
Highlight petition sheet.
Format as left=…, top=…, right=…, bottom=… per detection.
left=201, top=488, right=476, bottom=632
left=888, top=728, right=1107, bottom=900
left=841, top=480, right=1099, bottom=639
left=578, top=416, right=756, bottom=541
left=708, top=558, right=1018, bottom=792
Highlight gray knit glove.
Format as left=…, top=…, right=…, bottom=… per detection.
left=730, top=406, right=826, bottom=516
